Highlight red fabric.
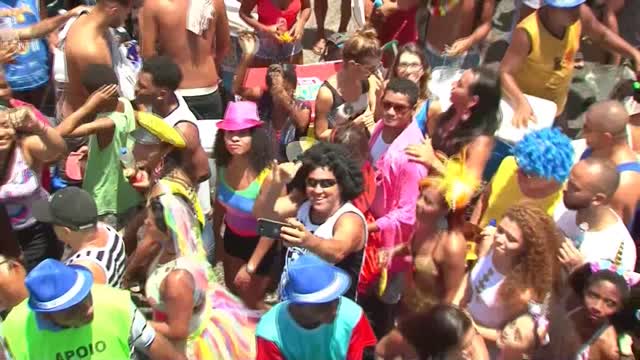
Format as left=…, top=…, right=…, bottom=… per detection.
left=351, top=162, right=376, bottom=214
left=375, top=7, right=419, bottom=46
left=257, top=0, right=301, bottom=29
left=255, top=314, right=376, bottom=360
left=354, top=162, right=383, bottom=295
left=256, top=337, right=286, bottom=360
left=346, top=314, right=378, bottom=360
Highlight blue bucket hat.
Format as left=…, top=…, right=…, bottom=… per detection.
left=545, top=0, right=585, bottom=8
left=25, top=259, right=94, bottom=313
left=283, top=254, right=351, bottom=304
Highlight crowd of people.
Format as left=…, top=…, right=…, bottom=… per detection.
left=1, top=0, right=640, bottom=359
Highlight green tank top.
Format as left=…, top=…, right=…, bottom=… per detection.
left=3, top=285, right=133, bottom=360
left=82, top=98, right=142, bottom=216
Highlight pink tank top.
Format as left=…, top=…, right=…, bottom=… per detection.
left=257, top=0, right=301, bottom=30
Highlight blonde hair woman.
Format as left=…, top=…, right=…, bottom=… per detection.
left=314, top=27, right=382, bottom=140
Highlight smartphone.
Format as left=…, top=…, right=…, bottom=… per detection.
left=257, top=218, right=290, bottom=239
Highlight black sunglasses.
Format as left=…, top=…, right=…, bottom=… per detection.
left=305, top=178, right=337, bottom=189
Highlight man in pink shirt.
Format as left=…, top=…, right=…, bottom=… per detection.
left=362, top=78, right=427, bottom=337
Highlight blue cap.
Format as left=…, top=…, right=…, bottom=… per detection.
left=545, top=0, right=585, bottom=8
left=25, top=259, right=94, bottom=313
left=283, top=254, right=351, bottom=304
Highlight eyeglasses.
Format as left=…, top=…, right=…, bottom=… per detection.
left=382, top=101, right=411, bottom=114
left=397, top=62, right=422, bottom=70
left=305, top=178, right=337, bottom=189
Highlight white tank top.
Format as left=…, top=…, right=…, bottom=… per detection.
left=65, top=224, right=126, bottom=288
left=163, top=93, right=212, bottom=215
left=466, top=250, right=508, bottom=328
left=279, top=201, right=367, bottom=300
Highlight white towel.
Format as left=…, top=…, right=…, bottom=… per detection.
left=186, top=0, right=214, bottom=36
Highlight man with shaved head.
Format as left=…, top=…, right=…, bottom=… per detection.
left=555, top=158, right=636, bottom=272
left=579, top=100, right=640, bottom=226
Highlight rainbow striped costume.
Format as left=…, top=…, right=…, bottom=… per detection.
left=146, top=192, right=262, bottom=359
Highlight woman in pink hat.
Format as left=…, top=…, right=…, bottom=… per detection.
left=213, top=101, right=275, bottom=310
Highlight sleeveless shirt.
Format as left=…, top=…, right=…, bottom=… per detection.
left=280, top=201, right=367, bottom=300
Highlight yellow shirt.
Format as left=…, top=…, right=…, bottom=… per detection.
left=479, top=156, right=563, bottom=227
left=512, top=12, right=582, bottom=115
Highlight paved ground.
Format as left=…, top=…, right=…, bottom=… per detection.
left=299, top=0, right=636, bottom=138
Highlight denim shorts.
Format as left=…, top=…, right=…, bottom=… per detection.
left=424, top=41, right=481, bottom=70
left=255, top=32, right=302, bottom=62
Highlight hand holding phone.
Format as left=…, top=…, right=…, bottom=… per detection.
left=257, top=218, right=291, bottom=240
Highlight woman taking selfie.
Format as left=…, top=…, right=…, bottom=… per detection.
left=213, top=101, right=275, bottom=309
left=253, top=142, right=367, bottom=300
left=0, top=107, right=66, bottom=271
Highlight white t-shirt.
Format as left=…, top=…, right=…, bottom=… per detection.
left=369, top=133, right=391, bottom=218
left=554, top=203, right=637, bottom=272
left=370, top=133, right=391, bottom=166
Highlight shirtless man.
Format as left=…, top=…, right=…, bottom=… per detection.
left=579, top=100, right=640, bottom=226
left=415, top=0, right=495, bottom=69
left=139, top=0, right=230, bottom=120
left=62, top=0, right=132, bottom=120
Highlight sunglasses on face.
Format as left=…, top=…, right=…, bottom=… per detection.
left=381, top=100, right=411, bottom=114
left=305, top=178, right=337, bottom=189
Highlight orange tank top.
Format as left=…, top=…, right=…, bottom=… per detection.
left=512, top=12, right=581, bottom=115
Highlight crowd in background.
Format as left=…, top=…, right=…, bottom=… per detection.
left=1, top=0, right=640, bottom=359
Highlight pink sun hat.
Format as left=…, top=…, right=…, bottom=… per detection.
left=217, top=101, right=263, bottom=131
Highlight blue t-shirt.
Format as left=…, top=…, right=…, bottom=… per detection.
left=414, top=99, right=430, bottom=136
left=0, top=0, right=49, bottom=91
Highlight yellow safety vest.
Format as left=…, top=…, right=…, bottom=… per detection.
left=4, top=285, right=132, bottom=360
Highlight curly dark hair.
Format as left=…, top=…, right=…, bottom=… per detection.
left=398, top=305, right=472, bottom=360
left=497, top=203, right=563, bottom=306
left=290, top=142, right=363, bottom=202
left=213, top=126, right=274, bottom=174
left=569, top=264, right=631, bottom=304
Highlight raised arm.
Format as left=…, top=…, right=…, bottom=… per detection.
left=14, top=6, right=90, bottom=41
left=10, top=108, right=67, bottom=165
left=252, top=162, right=303, bottom=220
left=233, top=33, right=264, bottom=101
left=581, top=4, right=640, bottom=70
left=56, top=85, right=119, bottom=137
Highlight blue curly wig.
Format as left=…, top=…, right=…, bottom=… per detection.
left=512, top=127, right=574, bottom=183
